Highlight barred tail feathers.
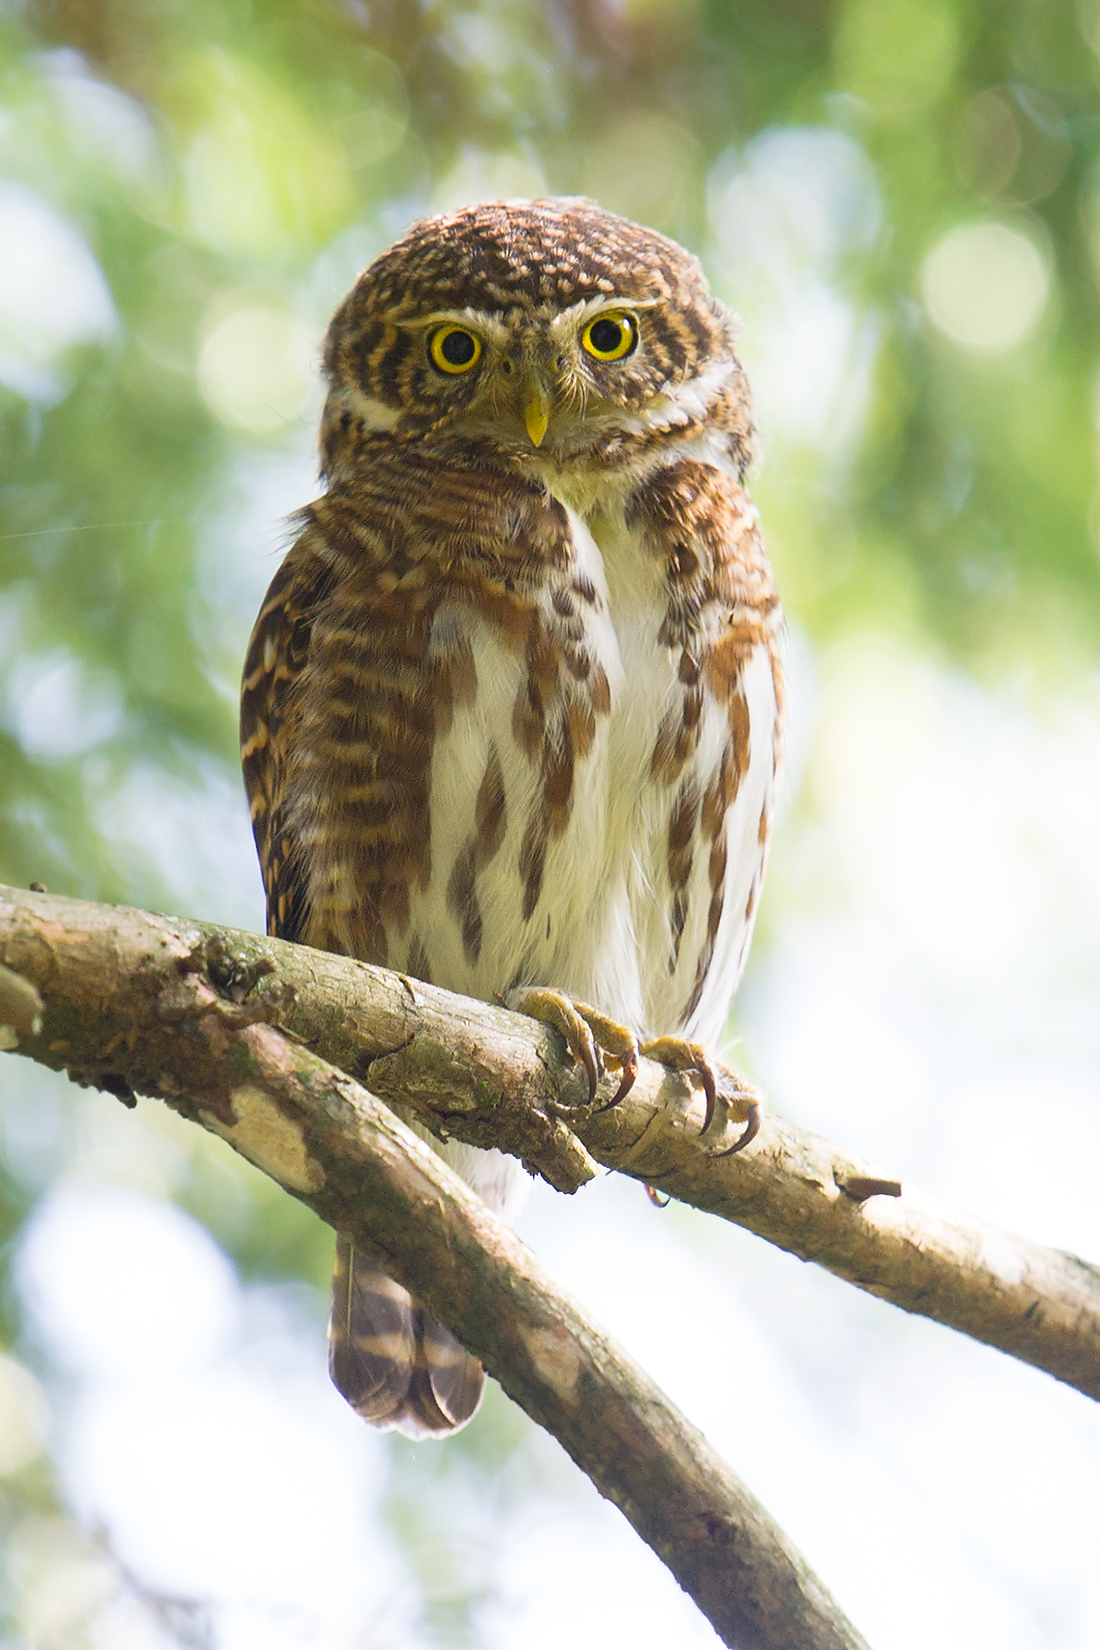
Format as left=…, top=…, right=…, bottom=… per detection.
left=328, top=1238, right=484, bottom=1437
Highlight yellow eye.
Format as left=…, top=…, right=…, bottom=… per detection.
left=581, top=310, right=638, bottom=362
left=429, top=324, right=482, bottom=374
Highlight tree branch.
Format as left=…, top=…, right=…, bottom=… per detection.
left=0, top=883, right=868, bottom=1650
left=3, top=884, right=1095, bottom=1406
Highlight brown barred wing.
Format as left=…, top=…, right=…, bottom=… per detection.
left=239, top=533, right=334, bottom=943
left=329, top=1238, right=484, bottom=1437
left=241, top=478, right=536, bottom=1438
left=625, top=459, right=785, bottom=1038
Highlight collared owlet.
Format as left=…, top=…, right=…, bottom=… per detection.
left=241, top=197, right=784, bottom=1438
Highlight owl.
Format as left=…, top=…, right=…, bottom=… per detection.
left=240, top=198, right=784, bottom=1437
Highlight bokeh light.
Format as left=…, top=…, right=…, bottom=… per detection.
left=197, top=301, right=318, bottom=433
left=921, top=220, right=1050, bottom=352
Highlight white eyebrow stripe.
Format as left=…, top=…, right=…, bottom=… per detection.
left=381, top=298, right=657, bottom=343
left=385, top=308, right=512, bottom=345
left=549, top=294, right=658, bottom=332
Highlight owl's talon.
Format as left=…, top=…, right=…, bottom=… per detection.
left=709, top=1098, right=762, bottom=1158
left=638, top=1037, right=718, bottom=1132
left=572, top=1002, right=638, bottom=1109
left=505, top=987, right=600, bottom=1104
left=573, top=1025, right=601, bottom=1105
left=594, top=1044, right=639, bottom=1113
left=698, top=1064, right=718, bottom=1134
left=506, top=988, right=639, bottom=1110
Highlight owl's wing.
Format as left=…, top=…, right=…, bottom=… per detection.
left=626, top=459, right=785, bottom=1044
left=239, top=532, right=330, bottom=944
left=694, top=480, right=785, bottom=1039
left=240, top=510, right=486, bottom=1439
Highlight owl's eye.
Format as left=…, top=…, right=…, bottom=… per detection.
left=429, top=325, right=482, bottom=374
left=581, top=310, right=638, bottom=362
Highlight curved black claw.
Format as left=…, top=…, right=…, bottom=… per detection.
left=709, top=1099, right=762, bottom=1159
left=638, top=1038, right=717, bottom=1133
left=578, top=1040, right=600, bottom=1106
left=592, top=1045, right=638, bottom=1114
left=696, top=1060, right=719, bottom=1135
left=506, top=988, right=638, bottom=1110
left=646, top=1185, right=671, bottom=1208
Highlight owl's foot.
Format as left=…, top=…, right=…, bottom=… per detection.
left=638, top=1038, right=761, bottom=1156
left=502, top=992, right=760, bottom=1154
left=504, top=989, right=638, bottom=1114
left=639, top=1037, right=718, bottom=1131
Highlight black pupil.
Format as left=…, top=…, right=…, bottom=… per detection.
left=590, top=317, right=625, bottom=354
left=441, top=329, right=476, bottom=366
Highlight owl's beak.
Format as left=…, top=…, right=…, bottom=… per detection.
left=523, top=379, right=551, bottom=447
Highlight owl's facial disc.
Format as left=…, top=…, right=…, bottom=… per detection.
left=416, top=302, right=650, bottom=452
left=383, top=290, right=718, bottom=465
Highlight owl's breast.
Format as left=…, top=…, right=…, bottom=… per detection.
left=395, top=468, right=783, bottom=1045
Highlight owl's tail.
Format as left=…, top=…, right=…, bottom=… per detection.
left=328, top=1236, right=484, bottom=1436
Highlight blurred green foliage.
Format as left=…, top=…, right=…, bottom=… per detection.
left=2, top=0, right=1100, bottom=1641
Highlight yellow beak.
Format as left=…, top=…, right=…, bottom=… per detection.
left=524, top=380, right=551, bottom=447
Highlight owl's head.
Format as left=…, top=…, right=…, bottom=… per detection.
left=320, top=198, right=754, bottom=480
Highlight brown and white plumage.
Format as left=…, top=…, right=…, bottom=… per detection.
left=241, top=198, right=784, bottom=1438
